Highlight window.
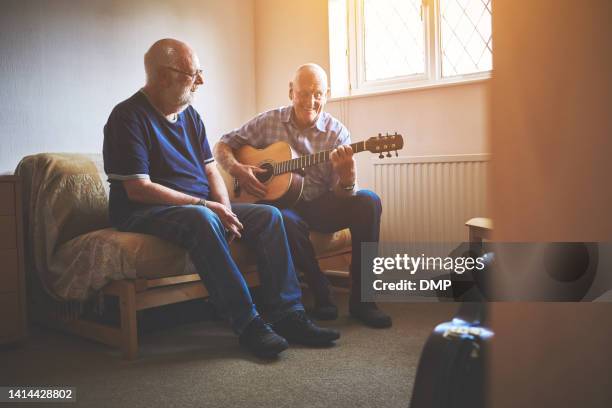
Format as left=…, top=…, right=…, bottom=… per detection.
left=328, top=0, right=492, bottom=97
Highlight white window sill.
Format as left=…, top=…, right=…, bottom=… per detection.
left=328, top=73, right=491, bottom=102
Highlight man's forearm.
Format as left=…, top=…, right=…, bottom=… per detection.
left=214, top=142, right=239, bottom=174
left=126, top=180, right=199, bottom=206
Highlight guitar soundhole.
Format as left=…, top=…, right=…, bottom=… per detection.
left=256, top=162, right=274, bottom=183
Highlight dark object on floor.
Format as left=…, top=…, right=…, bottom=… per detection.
left=349, top=301, right=392, bottom=328
left=273, top=310, right=340, bottom=346
left=239, top=316, right=289, bottom=358
left=410, top=303, right=493, bottom=408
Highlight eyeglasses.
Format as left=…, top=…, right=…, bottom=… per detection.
left=164, top=66, right=204, bottom=81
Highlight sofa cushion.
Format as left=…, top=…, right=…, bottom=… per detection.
left=51, top=226, right=351, bottom=300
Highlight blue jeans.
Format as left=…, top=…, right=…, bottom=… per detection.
left=281, top=190, right=382, bottom=303
left=118, top=203, right=304, bottom=334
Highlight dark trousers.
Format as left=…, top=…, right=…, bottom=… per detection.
left=118, top=203, right=304, bottom=334
left=281, top=189, right=382, bottom=303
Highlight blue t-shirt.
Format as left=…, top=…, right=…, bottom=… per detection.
left=103, top=91, right=214, bottom=225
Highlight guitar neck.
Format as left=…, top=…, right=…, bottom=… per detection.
left=273, top=141, right=366, bottom=175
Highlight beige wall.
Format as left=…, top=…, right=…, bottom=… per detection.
left=254, top=0, right=331, bottom=113
left=0, top=0, right=256, bottom=173
left=254, top=0, right=489, bottom=190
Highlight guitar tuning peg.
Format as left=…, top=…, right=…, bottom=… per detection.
left=385, top=132, right=389, bottom=137
left=378, top=133, right=382, bottom=138
left=394, top=131, right=398, bottom=136
left=386, top=152, right=392, bottom=158
left=395, top=150, right=398, bottom=157
left=379, top=153, right=384, bottom=159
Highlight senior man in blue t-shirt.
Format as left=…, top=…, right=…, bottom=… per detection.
left=103, top=39, right=339, bottom=358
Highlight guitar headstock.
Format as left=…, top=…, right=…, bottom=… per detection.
left=365, top=132, right=404, bottom=158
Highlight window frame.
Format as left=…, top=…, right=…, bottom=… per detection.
left=331, top=0, right=492, bottom=99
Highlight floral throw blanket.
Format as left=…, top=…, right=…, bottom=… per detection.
left=15, top=153, right=194, bottom=301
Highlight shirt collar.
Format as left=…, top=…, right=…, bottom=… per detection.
left=282, top=106, right=327, bottom=132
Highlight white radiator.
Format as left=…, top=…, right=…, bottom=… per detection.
left=374, top=154, right=490, bottom=243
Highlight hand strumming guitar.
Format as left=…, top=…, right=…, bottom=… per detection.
left=231, top=163, right=269, bottom=199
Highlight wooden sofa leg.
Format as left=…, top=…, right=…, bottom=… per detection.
left=119, top=281, right=138, bottom=359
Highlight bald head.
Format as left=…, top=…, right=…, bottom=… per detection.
left=292, top=63, right=329, bottom=90
left=144, top=38, right=195, bottom=84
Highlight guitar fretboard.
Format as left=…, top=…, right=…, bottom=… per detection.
left=272, top=141, right=366, bottom=175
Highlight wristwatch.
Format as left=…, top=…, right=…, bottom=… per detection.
left=196, top=198, right=207, bottom=207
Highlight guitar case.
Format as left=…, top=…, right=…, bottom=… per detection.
left=409, top=302, right=493, bottom=408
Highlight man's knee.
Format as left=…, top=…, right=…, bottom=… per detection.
left=255, top=204, right=284, bottom=225
left=151, top=206, right=224, bottom=250
left=183, top=205, right=225, bottom=235
left=281, top=209, right=309, bottom=237
left=355, top=189, right=382, bottom=216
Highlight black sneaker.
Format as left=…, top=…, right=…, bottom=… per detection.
left=239, top=316, right=289, bottom=358
left=273, top=310, right=340, bottom=346
left=349, top=302, right=392, bottom=328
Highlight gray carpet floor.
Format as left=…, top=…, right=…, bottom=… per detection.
left=1, top=292, right=456, bottom=408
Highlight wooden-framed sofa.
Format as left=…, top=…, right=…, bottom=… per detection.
left=16, top=153, right=351, bottom=359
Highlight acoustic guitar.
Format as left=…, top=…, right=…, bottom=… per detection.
left=219, top=133, right=404, bottom=208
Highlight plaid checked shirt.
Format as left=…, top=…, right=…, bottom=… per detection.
left=220, top=106, right=351, bottom=201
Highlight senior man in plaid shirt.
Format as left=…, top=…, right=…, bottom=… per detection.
left=215, top=63, right=391, bottom=328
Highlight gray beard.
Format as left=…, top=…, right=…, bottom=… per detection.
left=178, top=90, right=194, bottom=105
left=165, top=91, right=193, bottom=113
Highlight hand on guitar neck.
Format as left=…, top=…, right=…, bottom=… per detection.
left=329, top=144, right=356, bottom=188
left=231, top=163, right=268, bottom=199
